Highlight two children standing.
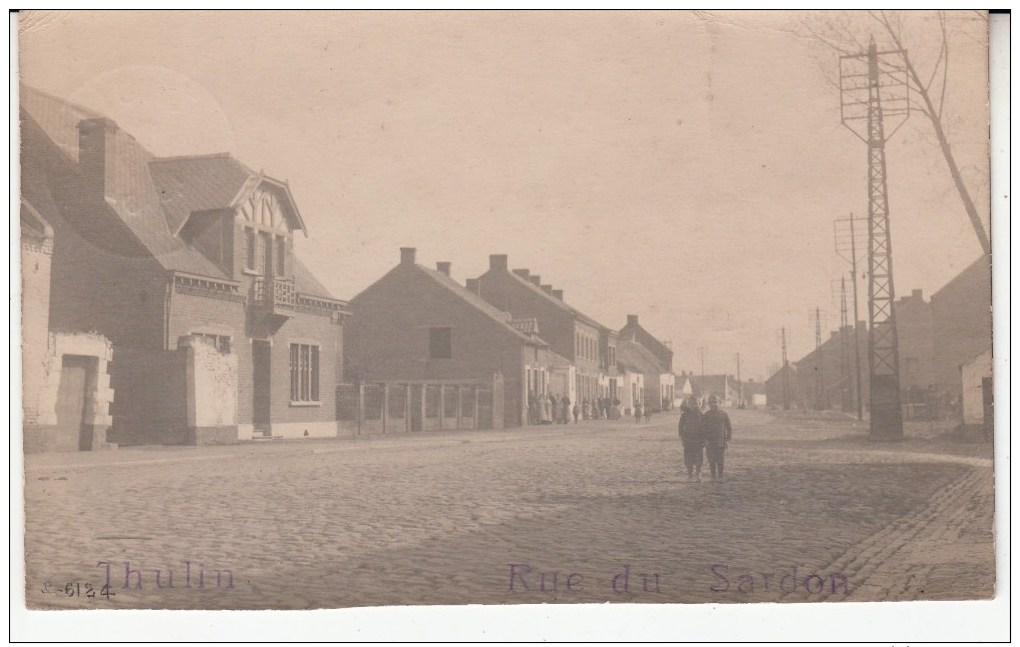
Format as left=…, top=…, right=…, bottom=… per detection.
left=678, top=394, right=732, bottom=482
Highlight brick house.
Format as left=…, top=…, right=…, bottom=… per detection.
left=345, top=248, right=563, bottom=427
left=894, top=289, right=937, bottom=406
left=21, top=196, right=115, bottom=452
left=20, top=85, right=348, bottom=446
left=473, top=255, right=617, bottom=408
left=617, top=314, right=675, bottom=411
left=931, top=257, right=993, bottom=410
left=616, top=339, right=661, bottom=415
left=690, top=374, right=742, bottom=407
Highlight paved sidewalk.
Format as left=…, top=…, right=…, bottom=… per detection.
left=22, top=410, right=995, bottom=608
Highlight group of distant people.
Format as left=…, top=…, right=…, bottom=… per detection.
left=528, top=393, right=627, bottom=425
left=677, top=395, right=733, bottom=482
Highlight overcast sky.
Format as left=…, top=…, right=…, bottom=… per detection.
left=19, top=10, right=990, bottom=381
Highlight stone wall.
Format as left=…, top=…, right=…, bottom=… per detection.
left=25, top=332, right=115, bottom=453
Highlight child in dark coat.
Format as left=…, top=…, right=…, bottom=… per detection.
left=678, top=397, right=705, bottom=482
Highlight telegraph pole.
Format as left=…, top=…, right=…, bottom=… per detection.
left=815, top=307, right=825, bottom=410
left=780, top=327, right=790, bottom=410
left=839, top=277, right=850, bottom=412
left=849, top=216, right=863, bottom=421
left=835, top=213, right=865, bottom=420
left=840, top=37, right=909, bottom=439
left=736, top=352, right=742, bottom=408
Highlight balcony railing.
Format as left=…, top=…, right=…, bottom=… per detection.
left=250, top=276, right=296, bottom=312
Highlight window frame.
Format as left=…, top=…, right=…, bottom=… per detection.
left=289, top=342, right=321, bottom=405
left=428, top=327, right=453, bottom=360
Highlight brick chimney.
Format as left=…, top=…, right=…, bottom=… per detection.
left=512, top=268, right=530, bottom=280
left=552, top=289, right=563, bottom=300
left=489, top=254, right=508, bottom=272
left=78, top=117, right=118, bottom=203
left=436, top=261, right=451, bottom=276
left=541, top=284, right=553, bottom=294
left=529, top=275, right=541, bottom=287
left=400, top=247, right=417, bottom=266
left=465, top=278, right=480, bottom=294
left=627, top=314, right=638, bottom=326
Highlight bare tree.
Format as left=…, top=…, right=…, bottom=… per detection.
left=803, top=10, right=990, bottom=258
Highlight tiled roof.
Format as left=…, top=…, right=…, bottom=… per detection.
left=20, top=84, right=338, bottom=301
left=505, top=271, right=608, bottom=331
left=616, top=339, right=662, bottom=375
left=618, top=321, right=672, bottom=367
left=18, top=84, right=103, bottom=164
left=149, top=154, right=255, bottom=234
left=691, top=374, right=733, bottom=396
left=293, top=256, right=338, bottom=300
left=417, top=265, right=547, bottom=347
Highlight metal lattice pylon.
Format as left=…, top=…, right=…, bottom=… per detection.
left=840, top=38, right=908, bottom=439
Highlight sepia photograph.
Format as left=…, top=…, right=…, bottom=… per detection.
left=13, top=8, right=1006, bottom=638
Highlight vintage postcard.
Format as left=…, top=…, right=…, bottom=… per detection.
left=15, top=8, right=1002, bottom=633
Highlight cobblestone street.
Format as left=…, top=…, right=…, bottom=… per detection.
left=23, top=409, right=995, bottom=609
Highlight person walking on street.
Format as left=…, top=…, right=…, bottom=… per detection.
left=634, top=401, right=643, bottom=423
left=678, top=396, right=705, bottom=482
left=703, top=395, right=733, bottom=481
left=572, top=401, right=580, bottom=424
left=560, top=394, right=571, bottom=424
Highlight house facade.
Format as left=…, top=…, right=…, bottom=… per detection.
left=21, top=86, right=348, bottom=446
left=345, top=248, right=558, bottom=427
left=931, top=257, right=993, bottom=410
left=617, top=314, right=674, bottom=411
left=474, top=255, right=615, bottom=408
left=616, top=339, right=665, bottom=415
left=21, top=197, right=115, bottom=453
left=960, top=347, right=993, bottom=435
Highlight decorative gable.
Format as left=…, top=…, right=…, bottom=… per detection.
left=233, top=177, right=303, bottom=235
left=237, top=185, right=295, bottom=234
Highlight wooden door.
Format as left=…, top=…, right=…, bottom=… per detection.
left=55, top=355, right=93, bottom=451
left=252, top=340, right=272, bottom=429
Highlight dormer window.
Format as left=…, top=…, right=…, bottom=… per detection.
left=238, top=187, right=292, bottom=277
left=276, top=235, right=287, bottom=276
left=245, top=227, right=257, bottom=272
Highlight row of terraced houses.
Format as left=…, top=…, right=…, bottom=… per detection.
left=21, top=87, right=679, bottom=452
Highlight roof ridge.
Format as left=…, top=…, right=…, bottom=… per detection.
left=506, top=270, right=607, bottom=330
left=19, top=83, right=108, bottom=121
left=418, top=265, right=543, bottom=346
left=150, top=152, right=236, bottom=163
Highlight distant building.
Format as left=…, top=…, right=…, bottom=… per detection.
left=931, top=257, right=992, bottom=409
left=960, top=347, right=993, bottom=437
left=690, top=374, right=741, bottom=407
left=345, top=248, right=559, bottom=427
left=616, top=339, right=665, bottom=414
left=742, top=379, right=767, bottom=408
left=617, top=314, right=675, bottom=411
left=618, top=314, right=673, bottom=372
left=765, top=363, right=800, bottom=410
left=792, top=324, right=868, bottom=412
left=895, top=289, right=937, bottom=408
left=21, top=85, right=348, bottom=447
